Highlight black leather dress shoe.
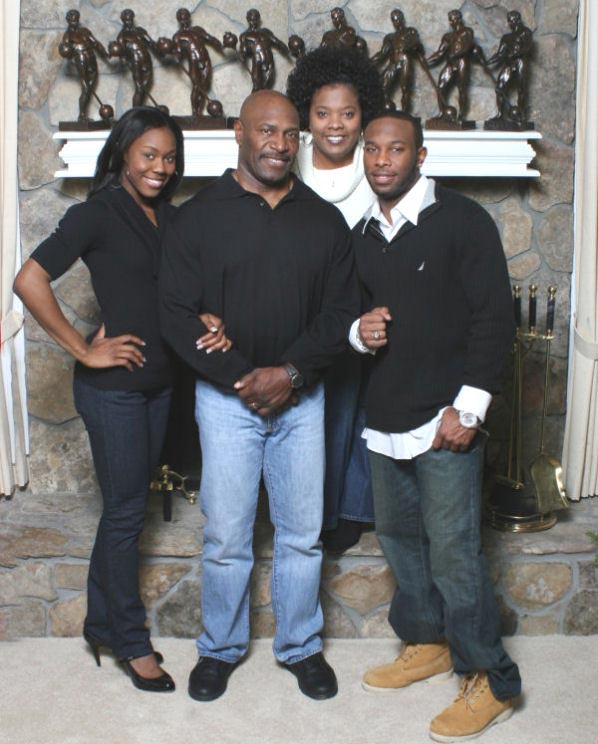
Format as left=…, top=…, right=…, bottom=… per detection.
left=188, top=657, right=237, bottom=701
left=285, top=652, right=338, bottom=700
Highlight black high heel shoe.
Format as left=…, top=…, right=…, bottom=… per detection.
left=120, top=657, right=176, bottom=693
left=83, top=629, right=106, bottom=667
left=83, top=630, right=164, bottom=666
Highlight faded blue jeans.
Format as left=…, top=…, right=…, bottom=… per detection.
left=369, top=437, right=521, bottom=701
left=194, top=380, right=325, bottom=664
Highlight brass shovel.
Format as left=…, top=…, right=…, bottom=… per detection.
left=529, top=286, right=568, bottom=513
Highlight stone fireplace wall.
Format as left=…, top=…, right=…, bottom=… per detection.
left=3, top=0, right=595, bottom=641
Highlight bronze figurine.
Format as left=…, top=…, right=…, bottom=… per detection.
left=288, top=34, right=306, bottom=60
left=239, top=9, right=290, bottom=91
left=320, top=7, right=367, bottom=53
left=485, top=11, right=534, bottom=131
left=58, top=9, right=113, bottom=129
left=160, top=8, right=226, bottom=126
left=370, top=9, right=425, bottom=112
left=426, top=9, right=486, bottom=129
left=109, top=9, right=164, bottom=109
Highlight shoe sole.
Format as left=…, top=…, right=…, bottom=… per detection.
left=362, top=669, right=453, bottom=693
left=429, top=706, right=513, bottom=742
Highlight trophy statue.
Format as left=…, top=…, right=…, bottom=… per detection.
left=320, top=7, right=367, bottom=54
left=484, top=11, right=534, bottom=131
left=108, top=8, right=167, bottom=110
left=157, top=8, right=230, bottom=128
left=370, top=9, right=427, bottom=112
left=58, top=9, right=114, bottom=130
left=425, top=9, right=486, bottom=129
left=288, top=34, right=306, bottom=60
left=238, top=9, right=290, bottom=92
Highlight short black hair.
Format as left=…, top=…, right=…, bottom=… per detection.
left=286, top=46, right=384, bottom=130
left=90, top=106, right=184, bottom=201
left=365, top=111, right=424, bottom=150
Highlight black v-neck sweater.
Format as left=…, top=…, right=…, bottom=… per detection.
left=353, top=184, right=514, bottom=433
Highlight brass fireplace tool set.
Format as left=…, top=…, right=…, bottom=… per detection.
left=488, top=285, right=568, bottom=532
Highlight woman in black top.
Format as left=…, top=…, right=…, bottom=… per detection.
left=14, top=107, right=227, bottom=692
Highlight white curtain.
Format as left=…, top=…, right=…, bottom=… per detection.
left=0, top=0, right=29, bottom=496
left=562, top=0, right=598, bottom=499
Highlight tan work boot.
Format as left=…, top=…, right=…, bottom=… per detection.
left=429, top=671, right=514, bottom=742
left=362, top=641, right=452, bottom=692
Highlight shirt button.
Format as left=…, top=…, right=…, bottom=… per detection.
left=259, top=201, right=265, bottom=207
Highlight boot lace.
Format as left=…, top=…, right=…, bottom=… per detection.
left=456, top=672, right=487, bottom=711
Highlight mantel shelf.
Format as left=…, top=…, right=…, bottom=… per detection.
left=53, top=129, right=541, bottom=179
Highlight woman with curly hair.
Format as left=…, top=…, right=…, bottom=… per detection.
left=287, top=46, right=384, bottom=553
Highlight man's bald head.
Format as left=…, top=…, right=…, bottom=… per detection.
left=239, top=90, right=299, bottom=127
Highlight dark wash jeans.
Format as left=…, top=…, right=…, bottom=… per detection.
left=74, top=377, right=171, bottom=659
left=369, top=436, right=521, bottom=701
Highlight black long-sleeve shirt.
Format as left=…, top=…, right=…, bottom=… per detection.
left=159, top=170, right=360, bottom=389
left=31, top=184, right=174, bottom=391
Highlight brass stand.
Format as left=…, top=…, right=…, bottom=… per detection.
left=150, top=464, right=198, bottom=522
left=487, top=285, right=567, bottom=533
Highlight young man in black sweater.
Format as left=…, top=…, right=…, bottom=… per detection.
left=351, top=112, right=521, bottom=742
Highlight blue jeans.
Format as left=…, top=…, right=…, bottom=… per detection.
left=194, top=380, right=325, bottom=664
left=74, top=377, right=171, bottom=659
left=369, top=437, right=521, bottom=701
left=323, top=352, right=374, bottom=528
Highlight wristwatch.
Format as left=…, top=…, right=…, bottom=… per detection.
left=458, top=410, right=481, bottom=429
left=283, top=363, right=304, bottom=390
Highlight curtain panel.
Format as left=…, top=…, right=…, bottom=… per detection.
left=562, top=0, right=598, bottom=499
left=0, top=0, right=29, bottom=496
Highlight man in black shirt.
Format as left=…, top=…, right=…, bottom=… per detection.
left=352, top=112, right=521, bottom=742
left=160, top=90, right=359, bottom=702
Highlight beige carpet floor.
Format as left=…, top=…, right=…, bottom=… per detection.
left=1, top=636, right=597, bottom=744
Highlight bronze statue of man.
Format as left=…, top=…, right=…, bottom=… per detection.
left=111, top=9, right=159, bottom=107
left=426, top=9, right=485, bottom=124
left=370, top=9, right=424, bottom=112
left=171, top=7, right=224, bottom=118
left=320, top=7, right=367, bottom=53
left=59, top=9, right=109, bottom=122
left=486, top=10, right=533, bottom=128
left=239, top=9, right=289, bottom=92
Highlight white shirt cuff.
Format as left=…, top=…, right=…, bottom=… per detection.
left=349, top=318, right=375, bottom=354
left=453, top=385, right=492, bottom=423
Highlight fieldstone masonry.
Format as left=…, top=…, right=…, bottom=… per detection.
left=3, top=0, right=597, bottom=641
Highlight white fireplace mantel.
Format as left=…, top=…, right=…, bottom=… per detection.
left=53, top=129, right=541, bottom=179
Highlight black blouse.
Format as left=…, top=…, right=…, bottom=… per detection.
left=31, top=184, right=174, bottom=391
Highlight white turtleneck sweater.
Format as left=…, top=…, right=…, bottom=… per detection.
left=294, top=136, right=376, bottom=228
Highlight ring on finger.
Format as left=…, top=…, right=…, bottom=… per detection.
left=372, top=330, right=380, bottom=340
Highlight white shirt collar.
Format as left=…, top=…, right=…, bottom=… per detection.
left=363, top=175, right=433, bottom=233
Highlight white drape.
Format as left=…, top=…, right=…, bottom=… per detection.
left=562, top=0, right=598, bottom=500
left=0, top=0, right=29, bottom=496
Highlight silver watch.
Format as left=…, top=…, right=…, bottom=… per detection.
left=458, top=410, right=480, bottom=429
